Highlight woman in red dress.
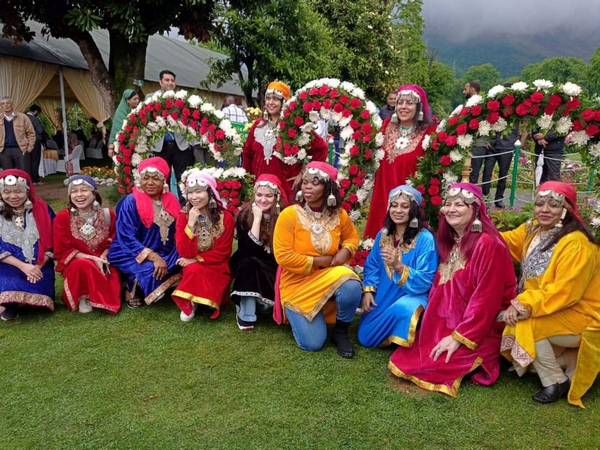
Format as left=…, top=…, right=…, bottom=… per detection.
left=172, top=169, right=234, bottom=322
left=54, top=175, right=121, bottom=314
left=364, top=85, right=436, bottom=239
left=242, top=81, right=328, bottom=199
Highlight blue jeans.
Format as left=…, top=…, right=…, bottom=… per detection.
left=285, top=280, right=362, bottom=352
left=236, top=296, right=270, bottom=323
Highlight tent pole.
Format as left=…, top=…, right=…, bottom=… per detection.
left=59, top=68, right=69, bottom=166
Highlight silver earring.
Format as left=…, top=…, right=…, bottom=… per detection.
left=295, top=191, right=304, bottom=202
left=409, top=217, right=419, bottom=228
left=209, top=198, right=218, bottom=209
left=276, top=202, right=281, bottom=214
left=327, top=193, right=337, bottom=207
left=0, top=200, right=4, bottom=211
left=418, top=110, right=424, bottom=121
left=92, top=200, right=100, bottom=210
left=471, top=210, right=482, bottom=232
left=24, top=200, right=33, bottom=210
left=555, top=208, right=567, bottom=228
left=162, top=184, right=169, bottom=194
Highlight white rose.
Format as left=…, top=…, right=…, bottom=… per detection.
left=450, top=149, right=464, bottom=162
left=298, top=134, right=310, bottom=147
left=320, top=108, right=332, bottom=120
left=214, top=110, right=225, bottom=119
left=487, top=85, right=505, bottom=99
left=375, top=149, right=385, bottom=161
left=450, top=104, right=464, bottom=117
left=132, top=153, right=142, bottom=166
left=536, top=114, right=554, bottom=131
left=422, top=135, right=431, bottom=150
left=375, top=132, right=384, bottom=146
left=328, top=79, right=341, bottom=89
left=219, top=119, right=232, bottom=131
left=510, top=82, right=528, bottom=92
left=365, top=101, right=377, bottom=115
left=201, top=103, right=215, bottom=113
left=163, top=90, right=175, bottom=98
left=465, top=94, right=483, bottom=107
left=533, top=79, right=554, bottom=91
left=561, top=82, right=582, bottom=97
left=478, top=120, right=492, bottom=137
left=309, top=110, right=320, bottom=123
left=338, top=116, right=352, bottom=128
left=555, top=117, right=572, bottom=135
left=300, top=123, right=314, bottom=134
left=351, top=87, right=365, bottom=99
left=174, top=90, right=188, bottom=99
left=491, top=118, right=508, bottom=133
left=188, top=95, right=202, bottom=108
left=340, top=126, right=354, bottom=141
left=331, top=111, right=343, bottom=123
left=457, top=134, right=473, bottom=150
left=372, top=115, right=383, bottom=130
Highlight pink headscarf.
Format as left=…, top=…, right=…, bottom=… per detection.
left=396, top=84, right=431, bottom=122
left=133, top=157, right=181, bottom=228
left=184, top=171, right=224, bottom=208
left=305, top=161, right=338, bottom=182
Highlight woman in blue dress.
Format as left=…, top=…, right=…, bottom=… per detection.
left=109, top=157, right=181, bottom=307
left=0, top=170, right=55, bottom=321
left=358, top=184, right=438, bottom=347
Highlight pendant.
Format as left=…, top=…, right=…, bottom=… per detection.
left=396, top=136, right=410, bottom=149
left=80, top=222, right=96, bottom=238
left=265, top=128, right=274, bottom=139
left=159, top=209, right=170, bottom=222
left=311, top=223, right=325, bottom=235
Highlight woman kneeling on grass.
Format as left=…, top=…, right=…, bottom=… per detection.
left=389, top=183, right=516, bottom=395
left=500, top=181, right=600, bottom=407
left=54, top=175, right=121, bottom=314
left=229, top=174, right=288, bottom=331
left=273, top=162, right=362, bottom=358
left=357, top=184, right=438, bottom=348
left=0, top=170, right=55, bottom=321
left=172, top=169, right=234, bottom=322
left=108, top=157, right=181, bottom=308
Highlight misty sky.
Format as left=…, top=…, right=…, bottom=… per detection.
left=422, top=0, right=600, bottom=40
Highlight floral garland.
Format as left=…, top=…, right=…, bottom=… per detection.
left=113, top=90, right=242, bottom=194
left=276, top=78, right=385, bottom=221
left=349, top=238, right=375, bottom=274
left=180, top=165, right=255, bottom=215
left=412, top=80, right=600, bottom=224
left=580, top=196, right=600, bottom=241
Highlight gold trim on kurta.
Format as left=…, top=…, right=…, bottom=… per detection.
left=388, top=356, right=483, bottom=397
left=283, top=273, right=360, bottom=321
left=452, top=330, right=478, bottom=350
left=511, top=298, right=531, bottom=318
left=379, top=305, right=424, bottom=348
left=397, top=266, right=410, bottom=286
left=172, top=289, right=219, bottom=310
left=294, top=204, right=340, bottom=255
left=62, top=249, right=79, bottom=267
left=343, top=243, right=358, bottom=257
left=136, top=247, right=152, bottom=264
left=144, top=273, right=182, bottom=304
left=363, top=286, right=377, bottom=293
left=184, top=225, right=195, bottom=239
left=0, top=291, right=54, bottom=312
left=438, top=246, right=466, bottom=285
left=303, top=256, right=314, bottom=275
left=63, top=279, right=119, bottom=314
left=195, top=255, right=205, bottom=263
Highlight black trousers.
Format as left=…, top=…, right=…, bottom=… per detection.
left=0, top=146, right=28, bottom=172
left=482, top=148, right=514, bottom=200
left=153, top=142, right=194, bottom=199
left=29, top=140, right=42, bottom=183
left=535, top=148, right=562, bottom=184
left=469, top=146, right=488, bottom=185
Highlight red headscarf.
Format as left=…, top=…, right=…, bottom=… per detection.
left=537, top=181, right=584, bottom=224
left=396, top=84, right=431, bottom=122
left=0, top=169, right=52, bottom=264
left=133, top=157, right=181, bottom=228
left=305, top=161, right=338, bottom=182
left=254, top=174, right=289, bottom=206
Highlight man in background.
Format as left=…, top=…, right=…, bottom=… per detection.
left=378, top=90, right=396, bottom=121
left=222, top=96, right=248, bottom=124
left=26, top=104, right=46, bottom=184
left=463, top=80, right=490, bottom=185
left=0, top=96, right=35, bottom=171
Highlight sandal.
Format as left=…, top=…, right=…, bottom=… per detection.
left=125, top=291, right=143, bottom=309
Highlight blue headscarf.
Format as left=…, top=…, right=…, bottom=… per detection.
left=388, top=184, right=422, bottom=208
left=67, top=175, right=97, bottom=194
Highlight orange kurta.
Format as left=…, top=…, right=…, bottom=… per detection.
left=274, top=204, right=360, bottom=323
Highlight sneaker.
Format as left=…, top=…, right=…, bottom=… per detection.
left=78, top=298, right=93, bottom=313
left=1, top=305, right=19, bottom=321
left=180, top=302, right=197, bottom=322
left=236, top=315, right=255, bottom=331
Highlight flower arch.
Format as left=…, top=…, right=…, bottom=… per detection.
left=412, top=80, right=600, bottom=223
left=276, top=78, right=385, bottom=221
left=113, top=90, right=243, bottom=194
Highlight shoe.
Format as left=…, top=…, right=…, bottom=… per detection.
left=236, top=315, right=255, bottom=331
left=495, top=201, right=505, bottom=209
left=180, top=302, right=197, bottom=322
left=0, top=305, right=18, bottom=321
left=78, top=297, right=93, bottom=313
left=532, top=378, right=570, bottom=404
left=331, top=320, right=355, bottom=358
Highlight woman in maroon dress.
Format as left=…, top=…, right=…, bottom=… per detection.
left=54, top=176, right=121, bottom=314
left=242, top=81, right=328, bottom=200
left=364, top=85, right=436, bottom=239
left=388, top=183, right=516, bottom=396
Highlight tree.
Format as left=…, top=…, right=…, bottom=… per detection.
left=521, top=57, right=588, bottom=89
left=586, top=47, right=600, bottom=96
left=204, top=0, right=337, bottom=107
left=423, top=54, right=454, bottom=117
left=461, top=63, right=502, bottom=93
left=1, top=0, right=218, bottom=115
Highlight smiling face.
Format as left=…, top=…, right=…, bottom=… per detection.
left=386, top=92, right=397, bottom=108
left=301, top=177, right=325, bottom=206
left=389, top=199, right=412, bottom=226
left=264, top=94, right=283, bottom=118
left=159, top=74, right=176, bottom=92
left=395, top=97, right=417, bottom=124
left=1, top=186, right=28, bottom=209
left=187, top=188, right=209, bottom=210
left=534, top=196, right=563, bottom=230
left=139, top=172, right=164, bottom=199
left=443, top=197, right=474, bottom=235
left=254, top=186, right=277, bottom=212
left=70, top=185, right=95, bottom=212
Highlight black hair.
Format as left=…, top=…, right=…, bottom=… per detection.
left=126, top=90, right=139, bottom=100
left=67, top=191, right=103, bottom=212
left=183, top=188, right=222, bottom=226
left=468, top=80, right=481, bottom=93
left=298, top=178, right=342, bottom=215
left=387, top=90, right=397, bottom=96
left=29, top=104, right=41, bottom=113
left=383, top=201, right=429, bottom=246
left=2, top=192, right=34, bottom=221
left=159, top=70, right=176, bottom=80
left=542, top=206, right=599, bottom=251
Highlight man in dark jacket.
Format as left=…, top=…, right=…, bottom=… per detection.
left=533, top=130, right=565, bottom=183
left=482, top=128, right=518, bottom=208
left=26, top=104, right=46, bottom=184
left=379, top=91, right=397, bottom=121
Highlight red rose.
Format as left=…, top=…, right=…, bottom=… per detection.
left=221, top=191, right=230, bottom=199
left=353, top=177, right=364, bottom=187
left=530, top=105, right=540, bottom=116
left=515, top=104, right=529, bottom=116
left=333, top=103, right=344, bottom=113
left=530, top=92, right=544, bottom=103
left=501, top=95, right=515, bottom=106
left=294, top=116, right=304, bottom=127
left=585, top=125, right=600, bottom=136
left=471, top=105, right=482, bottom=116
left=175, top=99, right=185, bottom=109
left=287, top=128, right=297, bottom=139
left=456, top=123, right=467, bottom=135
left=118, top=133, right=126, bottom=142
left=165, top=99, right=174, bottom=109
left=349, top=193, right=359, bottom=204
left=123, top=166, right=132, bottom=174
left=339, top=189, right=345, bottom=198
left=350, top=98, right=362, bottom=109
left=430, top=195, right=442, bottom=206
left=329, top=89, right=339, bottom=99
left=215, top=129, right=225, bottom=140
left=318, top=85, right=329, bottom=96
left=182, top=108, right=190, bottom=117
left=288, top=101, right=297, bottom=111
left=349, top=119, right=360, bottom=130
left=361, top=123, right=372, bottom=134
left=487, top=100, right=500, bottom=111
left=309, top=88, right=319, bottom=96
left=279, top=121, right=286, bottom=130
left=349, top=145, right=360, bottom=157
left=593, top=110, right=600, bottom=121
left=349, top=165, right=359, bottom=175
left=124, top=177, right=132, bottom=185
left=566, top=98, right=581, bottom=111
left=437, top=131, right=448, bottom=143
left=544, top=106, right=556, bottom=116
left=361, top=110, right=370, bottom=120
left=430, top=177, right=441, bottom=186
left=341, top=202, right=352, bottom=212
left=289, top=145, right=300, bottom=155
left=201, top=117, right=209, bottom=126
left=154, top=102, right=162, bottom=111
left=161, top=110, right=168, bottom=118
left=459, top=108, right=470, bottom=117
left=302, top=102, right=313, bottom=113
left=313, top=100, right=322, bottom=110
left=352, top=131, right=362, bottom=140
left=170, top=112, right=179, bottom=121
left=322, top=99, right=332, bottom=110
left=448, top=116, right=459, bottom=126
left=129, top=113, right=137, bottom=122
left=232, top=181, right=242, bottom=189
left=118, top=186, right=125, bottom=195
left=339, top=95, right=350, bottom=105
left=572, top=119, right=584, bottom=132
left=141, top=117, right=147, bottom=125
left=299, top=91, right=307, bottom=100
left=582, top=109, right=595, bottom=122
left=340, top=179, right=351, bottom=189
left=216, top=181, right=225, bottom=190
left=428, top=185, right=440, bottom=195
left=502, top=106, right=514, bottom=117
left=468, top=119, right=479, bottom=130
left=445, top=136, right=457, bottom=147
left=416, top=185, right=426, bottom=195
left=431, top=140, right=439, bottom=151
left=487, top=111, right=500, bottom=124
left=365, top=149, right=373, bottom=160
left=231, top=197, right=241, bottom=206
left=192, top=110, right=201, bottom=120
left=224, top=181, right=234, bottom=190
left=230, top=190, right=239, bottom=198
left=342, top=109, right=352, bottom=118
left=208, top=124, right=216, bottom=132
left=440, top=155, right=452, bottom=166
left=548, top=94, right=562, bottom=107
left=283, top=109, right=291, bottom=118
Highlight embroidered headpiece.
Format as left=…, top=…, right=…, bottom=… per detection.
left=396, top=90, right=422, bottom=104
left=67, top=175, right=97, bottom=194
left=303, top=161, right=338, bottom=182
left=0, top=175, right=29, bottom=193
left=265, top=81, right=291, bottom=101
left=388, top=184, right=422, bottom=208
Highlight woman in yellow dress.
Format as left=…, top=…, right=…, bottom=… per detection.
left=273, top=161, right=362, bottom=358
left=500, top=181, right=600, bottom=406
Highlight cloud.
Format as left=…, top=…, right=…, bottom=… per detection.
left=422, top=0, right=600, bottom=40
